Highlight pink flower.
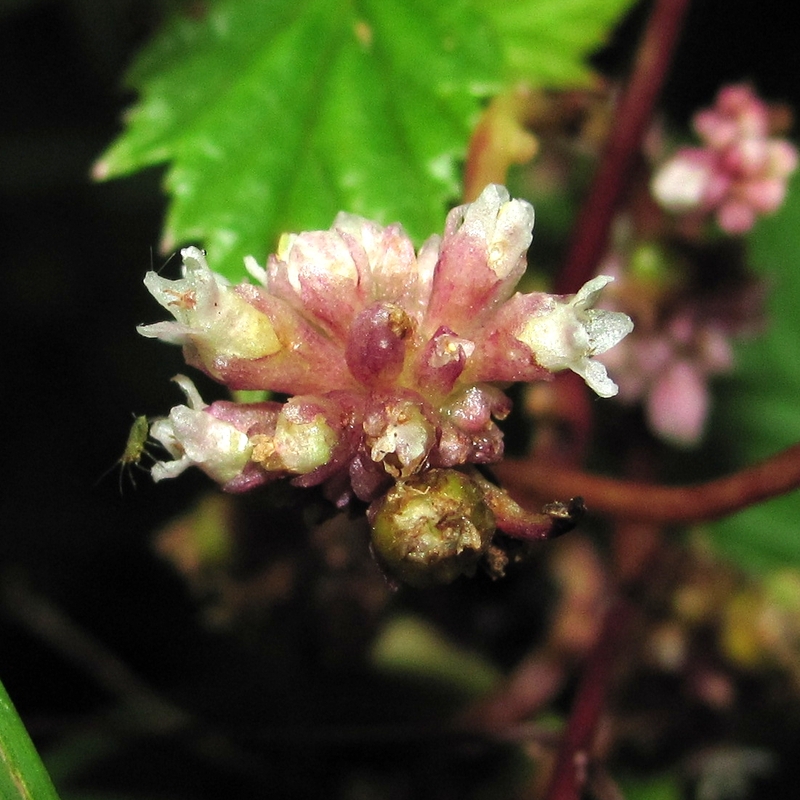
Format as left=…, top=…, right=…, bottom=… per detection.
left=646, top=360, right=709, bottom=448
left=596, top=285, right=754, bottom=448
left=651, top=84, right=797, bottom=234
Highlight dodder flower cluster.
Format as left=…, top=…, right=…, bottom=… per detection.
left=652, top=84, right=797, bottom=233
left=139, top=185, right=632, bottom=584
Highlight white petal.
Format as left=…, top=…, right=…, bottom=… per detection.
left=172, top=374, right=207, bottom=410
left=577, top=358, right=619, bottom=398
left=151, top=457, right=192, bottom=482
left=573, top=275, right=614, bottom=309
left=651, top=158, right=710, bottom=211
left=584, top=309, right=635, bottom=355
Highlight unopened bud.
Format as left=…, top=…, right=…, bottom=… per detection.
left=346, top=302, right=413, bottom=386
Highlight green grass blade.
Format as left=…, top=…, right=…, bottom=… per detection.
left=0, top=678, right=62, bottom=800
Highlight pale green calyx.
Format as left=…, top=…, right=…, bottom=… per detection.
left=273, top=411, right=338, bottom=474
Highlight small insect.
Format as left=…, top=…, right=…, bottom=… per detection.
left=98, top=415, right=153, bottom=492
left=120, top=415, right=151, bottom=468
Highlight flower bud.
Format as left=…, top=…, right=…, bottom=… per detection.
left=426, top=184, right=535, bottom=330
left=276, top=230, right=360, bottom=335
left=417, top=327, right=474, bottom=396
left=250, top=397, right=339, bottom=474
left=368, top=469, right=496, bottom=587
left=346, top=302, right=413, bottom=386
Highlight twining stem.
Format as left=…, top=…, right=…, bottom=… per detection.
left=539, top=518, right=666, bottom=800
left=514, top=433, right=800, bottom=800
left=494, top=440, right=800, bottom=525
left=555, top=0, right=692, bottom=295
left=542, top=595, right=634, bottom=800
left=543, top=1, right=693, bottom=797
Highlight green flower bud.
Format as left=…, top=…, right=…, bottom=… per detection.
left=369, top=469, right=496, bottom=587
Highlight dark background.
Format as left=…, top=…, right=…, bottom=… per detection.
left=2, top=0, right=800, bottom=796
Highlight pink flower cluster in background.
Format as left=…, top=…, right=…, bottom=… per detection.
left=599, top=302, right=735, bottom=447
left=651, top=84, right=797, bottom=233
left=595, top=246, right=764, bottom=448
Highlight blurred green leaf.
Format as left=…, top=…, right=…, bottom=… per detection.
left=709, top=171, right=800, bottom=570
left=371, top=615, right=503, bottom=697
left=96, top=0, right=634, bottom=280
left=616, top=773, right=681, bottom=800
left=0, top=677, right=62, bottom=800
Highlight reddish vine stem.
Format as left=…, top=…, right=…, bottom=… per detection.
left=542, top=2, right=693, bottom=797
left=555, top=0, right=691, bottom=295
left=494, top=441, right=800, bottom=525
left=542, top=595, right=634, bottom=800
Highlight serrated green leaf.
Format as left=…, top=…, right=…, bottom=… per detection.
left=708, top=171, right=800, bottom=571
left=474, top=0, right=637, bottom=84
left=96, top=0, right=501, bottom=279
left=96, top=0, right=634, bottom=280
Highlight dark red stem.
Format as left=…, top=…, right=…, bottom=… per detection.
left=542, top=3, right=693, bottom=797
left=555, top=0, right=691, bottom=295
left=494, top=440, right=800, bottom=525
left=543, top=596, right=634, bottom=800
